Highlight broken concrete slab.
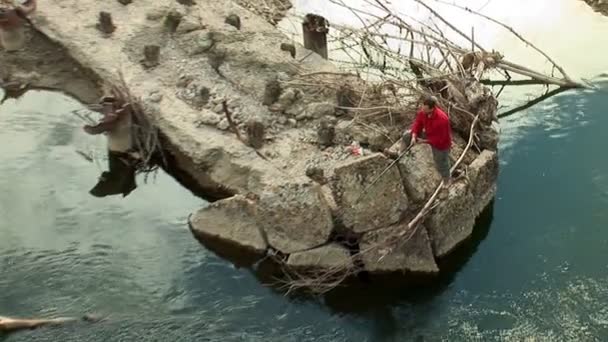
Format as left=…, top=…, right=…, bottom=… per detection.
left=29, top=0, right=335, bottom=198
left=398, top=144, right=443, bottom=205
left=332, top=153, right=409, bottom=233
left=189, top=195, right=268, bottom=253
left=287, top=243, right=353, bottom=269
left=424, top=182, right=477, bottom=258
left=361, top=224, right=439, bottom=274
left=255, top=180, right=334, bottom=254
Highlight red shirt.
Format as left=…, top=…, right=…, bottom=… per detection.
left=410, top=107, right=452, bottom=150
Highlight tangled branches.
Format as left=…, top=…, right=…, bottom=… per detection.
left=269, top=0, right=584, bottom=294
left=278, top=0, right=587, bottom=119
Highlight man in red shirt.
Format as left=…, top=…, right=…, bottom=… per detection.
left=387, top=96, right=453, bottom=188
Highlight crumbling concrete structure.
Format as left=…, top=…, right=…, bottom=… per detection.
left=2, top=0, right=500, bottom=284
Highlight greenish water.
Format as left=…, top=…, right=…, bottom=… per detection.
left=1, top=76, right=607, bottom=341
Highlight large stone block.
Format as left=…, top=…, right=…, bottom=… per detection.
left=424, top=182, right=476, bottom=258
left=287, top=244, right=353, bottom=270
left=467, top=150, right=499, bottom=213
left=189, top=195, right=267, bottom=253
left=255, top=180, right=334, bottom=254
left=332, top=153, right=408, bottom=233
left=361, top=224, right=439, bottom=274
left=398, top=144, right=443, bottom=204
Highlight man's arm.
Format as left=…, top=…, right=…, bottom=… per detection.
left=409, top=112, right=424, bottom=146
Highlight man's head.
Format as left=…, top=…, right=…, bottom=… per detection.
left=421, top=95, right=438, bottom=114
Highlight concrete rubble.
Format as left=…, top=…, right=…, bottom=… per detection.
left=2, top=0, right=500, bottom=279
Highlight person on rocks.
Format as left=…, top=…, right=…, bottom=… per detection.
left=385, top=95, right=453, bottom=188
left=0, top=0, right=37, bottom=51
left=0, top=314, right=101, bottom=334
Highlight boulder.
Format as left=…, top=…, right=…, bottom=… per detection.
left=467, top=150, right=499, bottom=213
left=255, top=180, right=334, bottom=254
left=424, top=182, right=476, bottom=258
left=398, top=144, right=443, bottom=204
left=287, top=244, right=353, bottom=269
left=189, top=195, right=267, bottom=253
left=360, top=224, right=439, bottom=274
left=331, top=153, right=408, bottom=233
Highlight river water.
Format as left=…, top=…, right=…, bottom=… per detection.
left=1, top=1, right=607, bottom=341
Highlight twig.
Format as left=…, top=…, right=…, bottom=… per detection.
left=222, top=100, right=244, bottom=142
left=481, top=79, right=555, bottom=86
left=413, top=0, right=486, bottom=52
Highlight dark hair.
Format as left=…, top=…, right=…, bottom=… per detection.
left=422, top=96, right=437, bottom=108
